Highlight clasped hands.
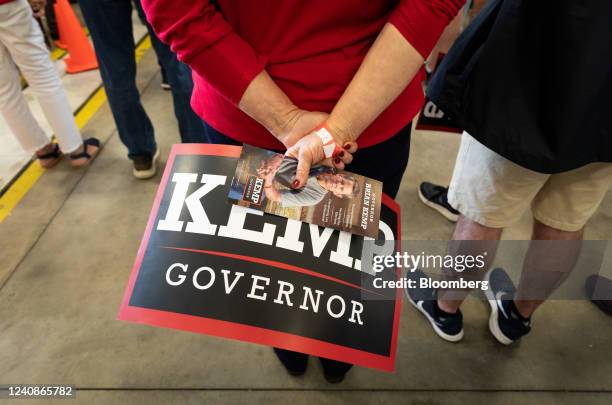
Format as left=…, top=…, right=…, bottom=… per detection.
left=274, top=109, right=358, bottom=190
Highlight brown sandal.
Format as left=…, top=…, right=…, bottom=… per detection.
left=70, top=138, right=101, bottom=168
left=36, top=143, right=62, bottom=169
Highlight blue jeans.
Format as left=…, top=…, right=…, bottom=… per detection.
left=202, top=122, right=412, bottom=199
left=79, top=0, right=207, bottom=159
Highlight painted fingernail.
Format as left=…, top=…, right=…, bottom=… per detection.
left=338, top=151, right=345, bottom=158
left=344, top=143, right=351, bottom=150
left=334, top=158, right=341, bottom=164
left=291, top=180, right=299, bottom=189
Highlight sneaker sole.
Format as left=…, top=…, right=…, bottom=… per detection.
left=418, top=188, right=459, bottom=222
left=484, top=271, right=514, bottom=345
left=133, top=148, right=160, bottom=180
left=404, top=287, right=464, bottom=343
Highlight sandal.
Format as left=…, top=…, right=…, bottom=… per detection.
left=36, top=143, right=62, bottom=169
left=70, top=137, right=101, bottom=168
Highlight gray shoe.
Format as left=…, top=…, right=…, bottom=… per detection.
left=132, top=148, right=160, bottom=179
left=418, top=182, right=460, bottom=222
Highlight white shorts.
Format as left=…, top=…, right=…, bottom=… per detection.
left=448, top=132, right=612, bottom=231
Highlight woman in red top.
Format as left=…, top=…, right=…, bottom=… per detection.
left=142, top=0, right=463, bottom=382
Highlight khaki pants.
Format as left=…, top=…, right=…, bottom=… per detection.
left=448, top=132, right=612, bottom=231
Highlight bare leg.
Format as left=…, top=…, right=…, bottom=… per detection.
left=513, top=220, right=583, bottom=318
left=437, top=215, right=502, bottom=313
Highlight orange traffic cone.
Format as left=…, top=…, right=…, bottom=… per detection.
left=55, top=0, right=98, bottom=74
left=53, top=3, right=68, bottom=49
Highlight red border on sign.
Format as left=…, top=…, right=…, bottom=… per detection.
left=117, top=144, right=402, bottom=372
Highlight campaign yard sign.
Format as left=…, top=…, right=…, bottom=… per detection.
left=118, top=144, right=402, bottom=371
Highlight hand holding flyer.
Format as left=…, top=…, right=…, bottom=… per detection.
left=228, top=145, right=383, bottom=238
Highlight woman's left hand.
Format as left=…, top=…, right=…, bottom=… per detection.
left=285, top=131, right=358, bottom=189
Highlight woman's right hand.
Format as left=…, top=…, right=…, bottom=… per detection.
left=285, top=130, right=358, bottom=189
left=271, top=107, right=358, bottom=189
left=275, top=109, right=329, bottom=149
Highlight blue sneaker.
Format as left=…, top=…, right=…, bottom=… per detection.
left=405, top=270, right=464, bottom=342
left=484, top=268, right=531, bottom=345
left=418, top=182, right=460, bottom=222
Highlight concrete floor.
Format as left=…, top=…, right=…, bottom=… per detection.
left=0, top=46, right=611, bottom=405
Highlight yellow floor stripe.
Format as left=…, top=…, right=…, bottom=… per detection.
left=135, top=36, right=152, bottom=62
left=50, top=47, right=67, bottom=61
left=0, top=36, right=152, bottom=223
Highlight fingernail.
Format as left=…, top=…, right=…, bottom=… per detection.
left=291, top=180, right=299, bottom=189
left=334, top=158, right=341, bottom=164
left=344, top=144, right=351, bottom=150
left=338, top=151, right=345, bottom=158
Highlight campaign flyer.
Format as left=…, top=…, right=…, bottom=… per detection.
left=228, top=145, right=382, bottom=238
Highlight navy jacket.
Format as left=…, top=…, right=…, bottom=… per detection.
left=429, top=0, right=612, bottom=173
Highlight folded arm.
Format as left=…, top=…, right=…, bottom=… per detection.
left=287, top=0, right=464, bottom=187
left=142, top=0, right=326, bottom=147
left=327, top=0, right=465, bottom=144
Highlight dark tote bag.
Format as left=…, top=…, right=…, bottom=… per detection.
left=428, top=0, right=612, bottom=174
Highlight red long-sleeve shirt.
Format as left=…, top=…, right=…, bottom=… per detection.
left=142, top=0, right=462, bottom=149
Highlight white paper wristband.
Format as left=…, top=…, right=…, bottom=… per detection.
left=315, top=126, right=341, bottom=159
